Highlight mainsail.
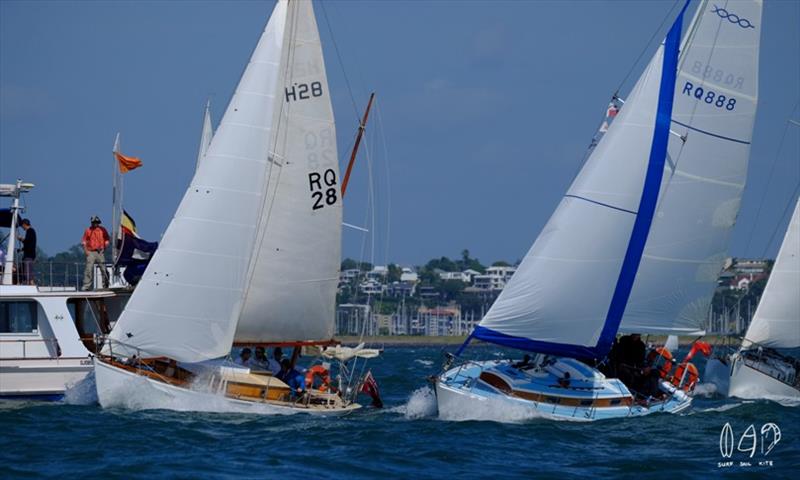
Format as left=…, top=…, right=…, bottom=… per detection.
left=473, top=0, right=762, bottom=359
left=743, top=199, right=800, bottom=349
left=105, top=1, right=288, bottom=362
left=236, top=0, right=340, bottom=343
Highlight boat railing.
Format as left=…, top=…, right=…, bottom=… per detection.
left=1, top=260, right=131, bottom=292
left=0, top=337, right=59, bottom=359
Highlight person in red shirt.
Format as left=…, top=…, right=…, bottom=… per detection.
left=82, top=216, right=110, bottom=290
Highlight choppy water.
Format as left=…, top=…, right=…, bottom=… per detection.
left=2, top=346, right=799, bottom=478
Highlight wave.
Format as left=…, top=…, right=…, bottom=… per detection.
left=414, top=359, right=434, bottom=367
left=64, top=371, right=98, bottom=405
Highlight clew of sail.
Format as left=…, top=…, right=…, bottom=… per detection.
left=743, top=199, right=800, bottom=349
left=235, top=0, right=340, bottom=344
left=104, top=1, right=288, bottom=363
left=621, top=0, right=762, bottom=336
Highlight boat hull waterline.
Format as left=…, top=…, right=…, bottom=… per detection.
left=436, top=359, right=691, bottom=422
left=94, top=358, right=361, bottom=415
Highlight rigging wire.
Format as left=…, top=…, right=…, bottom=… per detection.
left=614, top=0, right=683, bottom=95
left=319, top=0, right=361, bottom=123
left=759, top=181, right=800, bottom=259
left=743, top=100, right=800, bottom=254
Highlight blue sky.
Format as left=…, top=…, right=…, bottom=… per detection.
left=1, top=0, right=798, bottom=266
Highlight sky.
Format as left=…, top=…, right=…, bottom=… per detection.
left=1, top=0, right=798, bottom=267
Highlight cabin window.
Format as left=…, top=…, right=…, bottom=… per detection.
left=0, top=301, right=38, bottom=333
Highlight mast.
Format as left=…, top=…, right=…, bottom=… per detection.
left=341, top=92, right=375, bottom=198
left=111, top=133, right=122, bottom=263
left=1, top=180, right=34, bottom=285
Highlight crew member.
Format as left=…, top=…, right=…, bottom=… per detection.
left=18, top=219, right=37, bottom=285
left=81, top=216, right=110, bottom=290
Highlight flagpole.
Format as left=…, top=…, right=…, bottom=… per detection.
left=112, top=132, right=121, bottom=265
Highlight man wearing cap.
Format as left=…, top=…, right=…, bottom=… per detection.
left=81, top=216, right=110, bottom=290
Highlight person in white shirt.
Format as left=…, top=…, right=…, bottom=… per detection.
left=252, top=346, right=269, bottom=370
left=268, top=347, right=283, bottom=375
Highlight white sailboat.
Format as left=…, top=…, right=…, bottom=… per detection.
left=436, top=0, right=762, bottom=421
left=729, top=198, right=800, bottom=401
left=95, top=0, right=368, bottom=414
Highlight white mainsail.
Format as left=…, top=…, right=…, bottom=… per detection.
left=195, top=100, right=214, bottom=171
left=621, top=0, right=761, bottom=335
left=236, top=0, right=340, bottom=343
left=105, top=1, right=288, bottom=362
left=743, top=199, right=800, bottom=349
left=474, top=0, right=761, bottom=358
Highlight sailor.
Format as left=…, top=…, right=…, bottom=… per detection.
left=277, top=358, right=305, bottom=398
left=268, top=347, right=283, bottom=375
left=17, top=219, right=37, bottom=285
left=613, top=334, right=646, bottom=389
left=81, top=216, right=110, bottom=290
left=252, top=346, right=269, bottom=370
left=235, top=348, right=252, bottom=367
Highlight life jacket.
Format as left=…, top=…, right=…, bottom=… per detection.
left=646, top=346, right=673, bottom=379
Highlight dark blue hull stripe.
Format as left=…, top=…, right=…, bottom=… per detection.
left=564, top=195, right=637, bottom=215
left=470, top=0, right=691, bottom=360
left=672, top=119, right=751, bottom=144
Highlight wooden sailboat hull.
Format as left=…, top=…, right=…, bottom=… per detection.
left=94, top=357, right=361, bottom=415
left=435, top=359, right=691, bottom=422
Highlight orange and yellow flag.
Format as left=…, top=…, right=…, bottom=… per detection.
left=115, top=151, right=143, bottom=174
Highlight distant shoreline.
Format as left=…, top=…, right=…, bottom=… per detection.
left=337, top=334, right=735, bottom=348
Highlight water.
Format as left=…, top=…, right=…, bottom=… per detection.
left=2, top=346, right=799, bottom=478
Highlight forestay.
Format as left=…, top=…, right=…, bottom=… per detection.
left=105, top=1, right=288, bottom=363
left=236, top=0, right=340, bottom=343
left=473, top=0, right=761, bottom=359
left=744, top=199, right=800, bottom=349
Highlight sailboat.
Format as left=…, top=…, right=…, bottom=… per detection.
left=94, top=0, right=370, bottom=414
left=436, top=0, right=762, bottom=421
left=728, top=199, right=800, bottom=401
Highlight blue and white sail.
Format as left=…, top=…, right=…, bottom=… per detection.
left=473, top=0, right=761, bottom=359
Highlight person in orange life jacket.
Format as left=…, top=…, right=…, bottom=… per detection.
left=81, top=216, right=110, bottom=290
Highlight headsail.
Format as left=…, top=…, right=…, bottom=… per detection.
left=743, top=199, right=800, bottom=349
left=236, top=0, right=340, bottom=344
left=105, top=1, right=288, bottom=362
left=472, top=0, right=761, bottom=359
